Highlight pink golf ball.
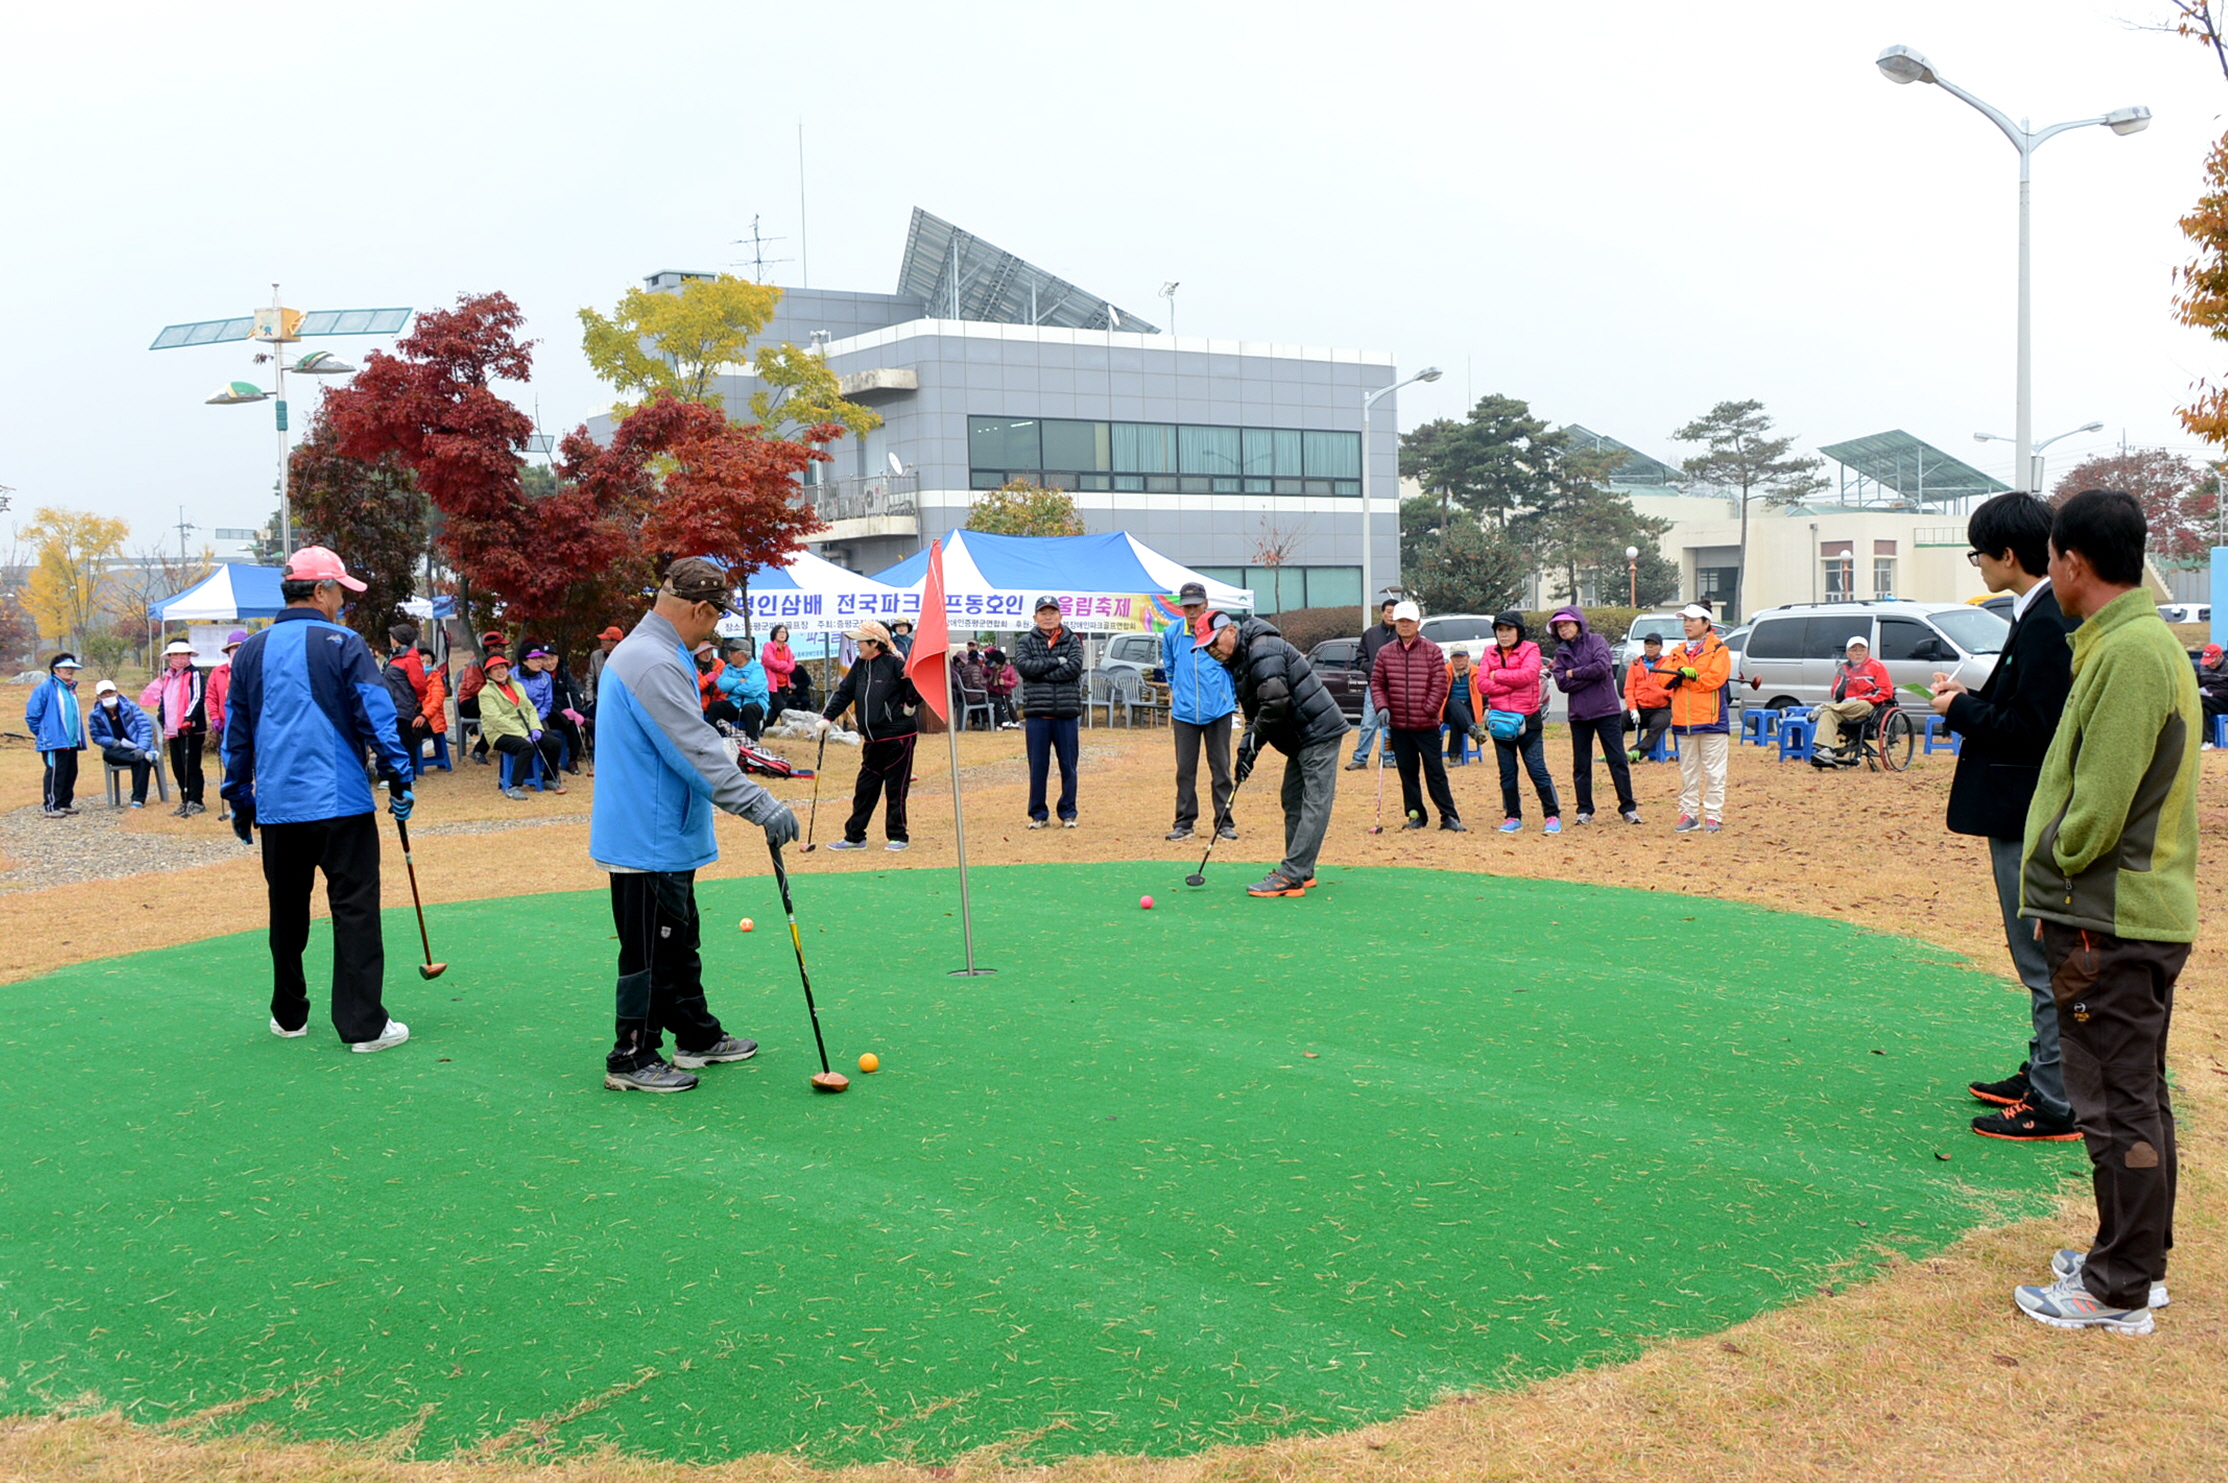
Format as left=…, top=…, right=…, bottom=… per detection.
left=1139, top=894, right=1155, bottom=911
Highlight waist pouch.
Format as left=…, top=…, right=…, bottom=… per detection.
left=1486, top=709, right=1526, bottom=741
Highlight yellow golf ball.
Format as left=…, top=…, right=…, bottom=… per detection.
left=738, top=918, right=754, bottom=933
left=858, top=1052, right=880, bottom=1074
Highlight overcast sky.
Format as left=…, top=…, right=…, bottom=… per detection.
left=4, top=0, right=2224, bottom=553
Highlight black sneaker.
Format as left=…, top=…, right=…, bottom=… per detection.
left=604, top=1060, right=699, bottom=1092
left=1439, top=818, right=1467, bottom=832
left=1969, top=1064, right=2031, bottom=1107
left=1971, top=1099, right=2081, bottom=1142
left=1216, top=825, right=1238, bottom=841
left=1400, top=817, right=1428, bottom=830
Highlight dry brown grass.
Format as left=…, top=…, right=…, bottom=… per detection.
left=5, top=712, right=2228, bottom=1482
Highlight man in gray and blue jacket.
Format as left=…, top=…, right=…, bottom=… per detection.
left=591, top=557, right=799, bottom=1093
left=1161, top=580, right=1238, bottom=842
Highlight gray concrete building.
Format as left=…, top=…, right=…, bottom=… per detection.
left=628, top=210, right=1411, bottom=613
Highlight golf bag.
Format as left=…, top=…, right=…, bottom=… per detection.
left=738, top=740, right=810, bottom=779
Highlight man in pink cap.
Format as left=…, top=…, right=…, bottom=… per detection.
left=220, top=546, right=415, bottom=1053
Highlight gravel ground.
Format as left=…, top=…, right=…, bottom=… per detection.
left=0, top=801, right=256, bottom=892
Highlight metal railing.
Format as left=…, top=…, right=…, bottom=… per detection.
left=805, top=473, right=919, bottom=524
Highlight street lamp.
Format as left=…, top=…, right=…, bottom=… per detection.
left=1626, top=545, right=1640, bottom=606
left=1876, top=45, right=2148, bottom=496
left=1159, top=282, right=1180, bottom=339
left=1974, top=420, right=2103, bottom=497
left=1359, top=366, right=1443, bottom=630
left=152, top=288, right=410, bottom=555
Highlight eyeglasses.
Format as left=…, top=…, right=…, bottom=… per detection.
left=1965, top=550, right=1985, bottom=567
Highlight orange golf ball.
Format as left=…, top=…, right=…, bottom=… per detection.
left=738, top=918, right=754, bottom=932
left=858, top=1052, right=880, bottom=1073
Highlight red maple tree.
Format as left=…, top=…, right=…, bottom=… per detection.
left=323, top=292, right=639, bottom=633
left=2051, top=448, right=2222, bottom=563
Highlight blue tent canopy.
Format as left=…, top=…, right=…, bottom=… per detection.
left=872, top=531, right=1250, bottom=605
left=153, top=564, right=287, bottom=622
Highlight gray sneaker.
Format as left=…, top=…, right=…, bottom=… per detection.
left=350, top=1019, right=410, bottom=1054
left=503, top=786, right=529, bottom=801
left=269, top=1016, right=308, bottom=1039
left=672, top=1034, right=759, bottom=1069
left=1216, top=825, right=1238, bottom=841
left=2014, top=1275, right=2155, bottom=1334
left=827, top=838, right=868, bottom=850
left=604, top=1060, right=699, bottom=1092
left=2051, top=1249, right=2169, bottom=1309
left=883, top=840, right=910, bottom=852
left=1165, top=826, right=1195, bottom=842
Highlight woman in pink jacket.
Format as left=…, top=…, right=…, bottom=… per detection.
left=1477, top=609, right=1562, bottom=834
left=760, top=624, right=799, bottom=715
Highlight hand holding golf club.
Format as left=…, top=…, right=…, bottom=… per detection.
left=767, top=841, right=847, bottom=1092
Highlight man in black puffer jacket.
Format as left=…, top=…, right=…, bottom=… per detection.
left=817, top=620, right=921, bottom=850
left=1206, top=612, right=1344, bottom=896
left=1013, top=595, right=1086, bottom=828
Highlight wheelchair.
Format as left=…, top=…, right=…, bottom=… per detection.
left=1817, top=699, right=1917, bottom=773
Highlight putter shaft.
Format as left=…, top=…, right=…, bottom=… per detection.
left=768, top=843, right=835, bottom=1075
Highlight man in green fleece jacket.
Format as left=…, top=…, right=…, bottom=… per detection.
left=2012, top=489, right=2200, bottom=1336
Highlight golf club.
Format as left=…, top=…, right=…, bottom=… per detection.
left=1366, top=740, right=1387, bottom=833
left=800, top=729, right=828, bottom=852
left=393, top=817, right=448, bottom=979
left=767, top=840, right=847, bottom=1092
left=1185, top=732, right=1255, bottom=887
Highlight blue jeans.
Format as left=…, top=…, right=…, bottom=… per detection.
left=1350, top=696, right=1386, bottom=765
left=1026, top=715, right=1079, bottom=822
left=1991, top=834, right=2069, bottom=1119
left=1492, top=712, right=1560, bottom=821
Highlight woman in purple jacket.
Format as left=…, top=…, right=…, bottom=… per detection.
left=1548, top=607, right=1640, bottom=825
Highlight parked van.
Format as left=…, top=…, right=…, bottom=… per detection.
left=1741, top=601, right=2008, bottom=711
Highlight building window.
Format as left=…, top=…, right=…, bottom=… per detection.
left=1821, top=538, right=1854, bottom=601
left=1873, top=558, right=1896, bottom=597
left=1191, top=565, right=1361, bottom=616
left=976, top=416, right=1359, bottom=495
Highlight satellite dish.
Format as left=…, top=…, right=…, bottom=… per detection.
left=887, top=451, right=904, bottom=476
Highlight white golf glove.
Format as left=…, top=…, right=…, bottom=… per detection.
left=814, top=715, right=834, bottom=735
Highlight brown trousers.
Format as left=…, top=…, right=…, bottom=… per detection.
left=2044, top=922, right=2188, bottom=1310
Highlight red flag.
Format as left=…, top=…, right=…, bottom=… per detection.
left=906, top=537, right=952, bottom=721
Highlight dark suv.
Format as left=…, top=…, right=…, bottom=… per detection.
left=1307, top=638, right=1372, bottom=723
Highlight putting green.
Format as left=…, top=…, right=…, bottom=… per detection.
left=1, top=864, right=2073, bottom=1465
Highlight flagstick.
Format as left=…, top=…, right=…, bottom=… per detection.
left=945, top=662, right=993, bottom=977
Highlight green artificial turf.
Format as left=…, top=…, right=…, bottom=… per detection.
left=0, top=863, right=2075, bottom=1466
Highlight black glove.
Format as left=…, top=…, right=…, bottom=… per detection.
left=230, top=794, right=256, bottom=844
left=763, top=804, right=800, bottom=847
left=1234, top=731, right=1260, bottom=787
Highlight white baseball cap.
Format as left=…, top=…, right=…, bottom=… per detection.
left=94, top=679, right=118, bottom=695
left=1845, top=635, right=1870, bottom=651
left=1391, top=600, right=1422, bottom=623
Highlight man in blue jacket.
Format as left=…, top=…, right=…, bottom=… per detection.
left=88, top=679, right=161, bottom=807
left=25, top=652, right=85, bottom=817
left=593, top=558, right=799, bottom=1093
left=221, top=546, right=415, bottom=1053
left=1162, top=581, right=1239, bottom=842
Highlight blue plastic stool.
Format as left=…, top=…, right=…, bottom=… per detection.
left=498, top=747, right=549, bottom=792
left=422, top=729, right=453, bottom=772
left=1442, top=723, right=1479, bottom=763
left=1777, top=716, right=1816, bottom=762
left=1922, top=714, right=1962, bottom=755
left=1742, top=708, right=1781, bottom=747
left=1641, top=729, right=1677, bottom=762
left=2213, top=713, right=2227, bottom=749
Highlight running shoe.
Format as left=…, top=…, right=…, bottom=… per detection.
left=1971, top=1099, right=2080, bottom=1142
left=604, top=1060, right=699, bottom=1093
left=1543, top=818, right=1562, bottom=835
left=1496, top=818, right=1521, bottom=834
left=350, top=1019, right=410, bottom=1054
left=1969, top=1064, right=2031, bottom=1107
left=269, top=1017, right=308, bottom=1039
left=1673, top=816, right=1700, bottom=834
left=672, top=1034, right=758, bottom=1069
left=2013, top=1276, right=2155, bottom=1335
left=1246, top=873, right=1307, bottom=897
left=2050, top=1250, right=2169, bottom=1308
left=827, top=838, right=868, bottom=850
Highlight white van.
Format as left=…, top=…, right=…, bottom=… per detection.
left=1741, top=601, right=2008, bottom=712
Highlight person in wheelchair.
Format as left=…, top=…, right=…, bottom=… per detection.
left=1811, top=635, right=1894, bottom=768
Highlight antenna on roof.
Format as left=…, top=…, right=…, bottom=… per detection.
left=730, top=214, right=793, bottom=282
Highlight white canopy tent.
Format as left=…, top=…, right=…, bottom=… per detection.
left=869, top=531, right=1252, bottom=633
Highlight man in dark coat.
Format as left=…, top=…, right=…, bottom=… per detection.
left=817, top=619, right=921, bottom=850
left=1346, top=597, right=1399, bottom=770
left=1929, top=493, right=2081, bottom=1142
left=1369, top=600, right=1461, bottom=830
left=1207, top=612, right=1345, bottom=896
left=1013, top=595, right=1086, bottom=828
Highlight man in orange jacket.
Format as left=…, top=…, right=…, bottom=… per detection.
left=1812, top=635, right=1893, bottom=767
left=1653, top=604, right=1732, bottom=832
left=1623, top=633, right=1673, bottom=760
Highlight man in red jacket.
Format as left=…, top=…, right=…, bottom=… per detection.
left=1812, top=634, right=1893, bottom=766
left=1369, top=601, right=1464, bottom=831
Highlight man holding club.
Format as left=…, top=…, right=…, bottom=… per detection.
left=219, top=546, right=414, bottom=1053
left=1206, top=611, right=1346, bottom=897
left=593, top=557, right=800, bottom=1094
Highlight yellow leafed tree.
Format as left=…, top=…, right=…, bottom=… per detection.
left=22, top=506, right=129, bottom=649
left=579, top=274, right=785, bottom=413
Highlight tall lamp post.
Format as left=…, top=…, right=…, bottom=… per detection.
left=1360, top=366, right=1443, bottom=630
left=1876, top=45, right=2148, bottom=496
left=1626, top=545, right=1640, bottom=606
left=153, top=288, right=412, bottom=555
left=1974, top=421, right=2102, bottom=498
